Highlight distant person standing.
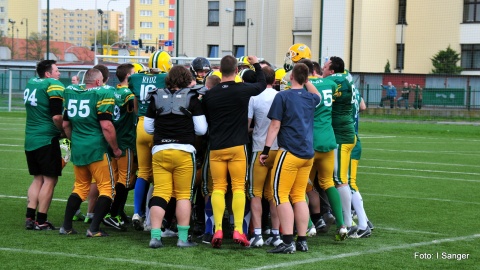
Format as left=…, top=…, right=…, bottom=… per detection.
left=413, top=84, right=423, bottom=109
left=71, top=75, right=80, bottom=85
left=397, top=82, right=411, bottom=109
left=379, top=82, right=396, bottom=109
left=24, top=60, right=65, bottom=230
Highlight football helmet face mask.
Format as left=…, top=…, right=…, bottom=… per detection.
left=190, top=57, right=211, bottom=83
left=148, top=51, right=172, bottom=72
left=284, top=43, right=312, bottom=72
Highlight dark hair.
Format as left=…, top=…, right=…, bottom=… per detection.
left=165, top=65, right=193, bottom=89
left=297, top=59, right=314, bottom=75
left=240, top=69, right=257, bottom=83
left=84, top=68, right=103, bottom=85
left=312, top=61, right=322, bottom=76
left=259, top=59, right=272, bottom=67
left=93, top=64, right=110, bottom=83
left=116, top=63, right=134, bottom=82
left=36, top=60, right=56, bottom=78
left=262, top=66, right=275, bottom=85
left=219, top=55, right=237, bottom=77
left=329, top=56, right=345, bottom=74
left=292, top=63, right=309, bottom=85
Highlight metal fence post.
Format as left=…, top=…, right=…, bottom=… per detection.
left=8, top=69, right=12, bottom=112
left=366, top=84, right=370, bottom=108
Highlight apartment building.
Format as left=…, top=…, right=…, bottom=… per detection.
left=0, top=0, right=40, bottom=41
left=177, top=0, right=480, bottom=74
left=40, top=8, right=124, bottom=47
left=127, top=0, right=175, bottom=52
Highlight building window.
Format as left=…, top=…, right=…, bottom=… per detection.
left=0, top=19, right=4, bottom=24
left=234, top=1, right=246, bottom=26
left=159, top=0, right=165, bottom=4
left=140, top=10, right=152, bottom=16
left=159, top=34, right=165, bottom=40
left=234, top=45, right=245, bottom=58
left=140, top=33, right=152, bottom=40
left=0, top=7, right=4, bottom=12
left=140, top=0, right=152, bottom=4
left=398, top=0, right=407, bottom=24
left=208, top=45, right=219, bottom=58
left=140, top=22, right=152, bottom=28
left=159, top=11, right=165, bottom=17
left=461, top=44, right=480, bottom=69
left=396, top=44, right=405, bottom=70
left=169, top=28, right=174, bottom=32
left=208, top=1, right=219, bottom=26
left=159, top=22, right=165, bottom=29
left=463, top=0, right=480, bottom=22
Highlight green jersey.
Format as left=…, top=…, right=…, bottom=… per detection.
left=64, top=84, right=115, bottom=166
left=114, top=85, right=136, bottom=153
left=24, top=77, right=65, bottom=151
left=309, top=76, right=337, bottom=152
left=128, top=72, right=167, bottom=117
left=328, top=73, right=355, bottom=144
left=352, top=85, right=362, bottom=135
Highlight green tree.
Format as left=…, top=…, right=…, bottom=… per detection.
left=90, top=30, right=119, bottom=47
left=384, top=59, right=391, bottom=73
left=27, top=32, right=47, bottom=60
left=431, top=45, right=462, bottom=74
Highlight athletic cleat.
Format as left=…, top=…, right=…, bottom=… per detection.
left=335, top=226, right=348, bottom=241
left=72, top=210, right=85, bottom=221
left=86, top=229, right=109, bottom=237
left=263, top=228, right=271, bottom=235
left=103, top=214, right=127, bottom=231
left=350, top=226, right=372, bottom=239
left=295, top=240, right=308, bottom=252
left=265, top=234, right=282, bottom=247
left=143, top=222, right=152, bottom=232
left=84, top=216, right=93, bottom=224
left=211, top=230, right=223, bottom=248
left=306, top=226, right=316, bottom=237
left=161, top=228, right=178, bottom=237
left=177, top=239, right=198, bottom=247
left=319, top=212, right=335, bottom=233
left=367, top=220, right=375, bottom=231
left=25, top=218, right=35, bottom=230
left=59, top=138, right=71, bottom=164
left=267, top=242, right=295, bottom=254
left=314, top=218, right=326, bottom=231
left=149, top=238, right=163, bottom=248
left=233, top=230, right=250, bottom=247
left=249, top=234, right=264, bottom=247
left=347, top=225, right=358, bottom=237
left=34, top=221, right=56, bottom=230
left=132, top=213, right=144, bottom=231
left=201, top=233, right=213, bottom=244
left=59, top=227, right=78, bottom=235
left=119, top=211, right=130, bottom=224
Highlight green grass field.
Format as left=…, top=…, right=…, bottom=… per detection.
left=0, top=112, right=479, bottom=269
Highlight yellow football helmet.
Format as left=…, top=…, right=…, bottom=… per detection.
left=274, top=68, right=286, bottom=82
left=132, top=63, right=147, bottom=73
left=148, top=51, right=172, bottom=72
left=284, top=43, right=311, bottom=72
left=204, top=69, right=243, bottom=83
left=237, top=56, right=255, bottom=71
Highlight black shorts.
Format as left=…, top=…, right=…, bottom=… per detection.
left=25, top=137, right=62, bottom=177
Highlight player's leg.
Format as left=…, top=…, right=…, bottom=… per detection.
left=209, top=148, right=229, bottom=248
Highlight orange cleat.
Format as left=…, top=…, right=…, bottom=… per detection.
left=211, top=230, right=223, bottom=248
left=233, top=230, right=250, bottom=247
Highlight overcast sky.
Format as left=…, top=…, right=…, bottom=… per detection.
left=41, top=0, right=130, bottom=14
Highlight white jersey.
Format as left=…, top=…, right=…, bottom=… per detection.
left=248, top=87, right=279, bottom=152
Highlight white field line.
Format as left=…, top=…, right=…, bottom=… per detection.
left=365, top=148, right=480, bottom=156
left=0, top=247, right=208, bottom=270
left=0, top=194, right=133, bottom=207
left=363, top=158, right=479, bottom=168
left=361, top=135, right=480, bottom=143
left=360, top=165, right=480, bottom=176
left=380, top=227, right=444, bottom=235
left=359, top=171, right=480, bottom=183
left=363, top=193, right=480, bottom=205
left=0, top=144, right=22, bottom=147
left=243, top=234, right=480, bottom=270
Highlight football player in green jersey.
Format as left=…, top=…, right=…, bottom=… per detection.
left=59, top=68, right=122, bottom=237
left=103, top=63, right=137, bottom=230
left=24, top=60, right=65, bottom=230
left=298, top=59, right=348, bottom=241
left=129, top=51, right=171, bottom=231
left=322, top=57, right=357, bottom=235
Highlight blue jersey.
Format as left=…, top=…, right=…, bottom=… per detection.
left=268, top=88, right=319, bottom=159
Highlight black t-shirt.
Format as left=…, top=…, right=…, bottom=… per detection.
left=202, top=63, right=266, bottom=150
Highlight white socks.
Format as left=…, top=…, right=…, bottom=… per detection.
left=337, top=185, right=353, bottom=227
left=351, top=191, right=368, bottom=230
